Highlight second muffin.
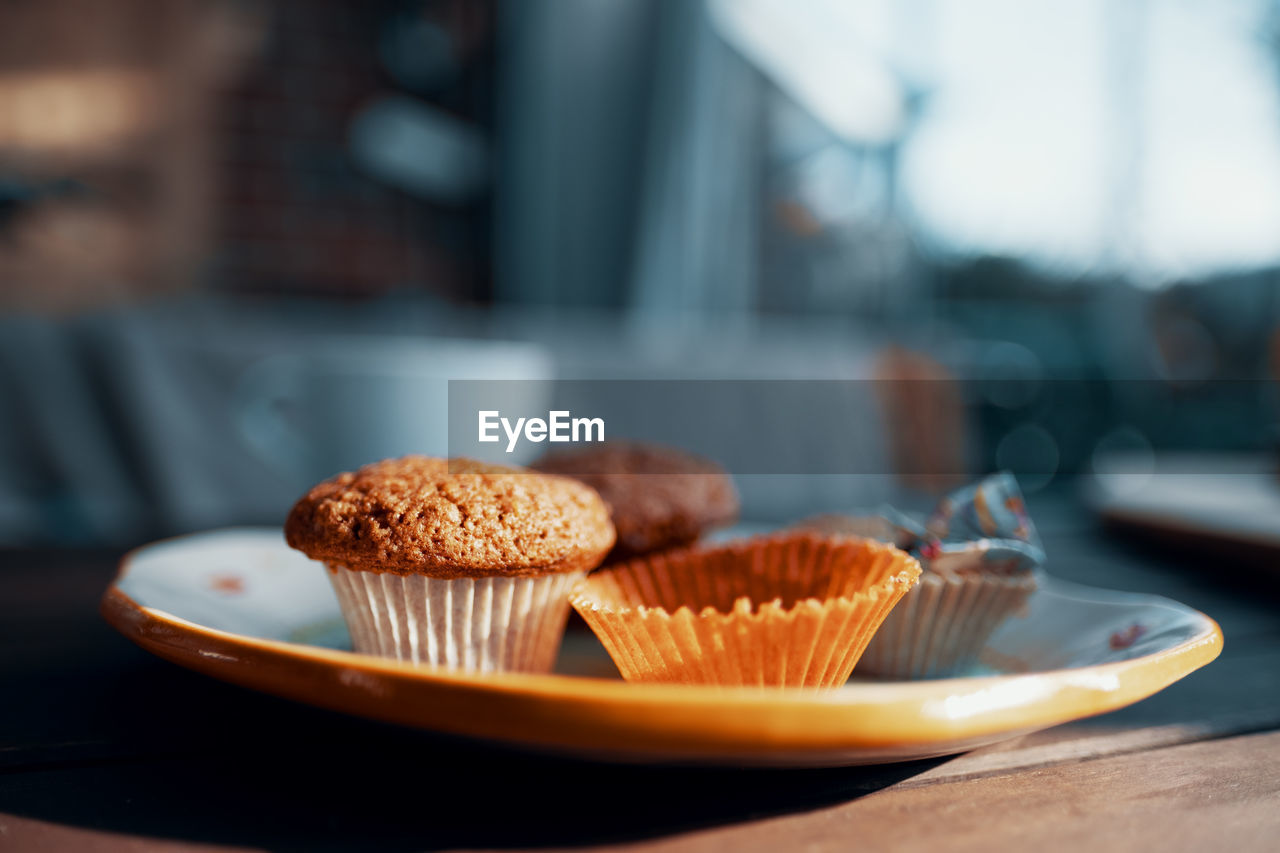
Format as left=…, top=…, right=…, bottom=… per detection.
left=285, top=456, right=615, bottom=672
left=533, top=441, right=739, bottom=561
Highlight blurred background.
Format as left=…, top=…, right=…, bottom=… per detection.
left=3, top=0, right=1280, bottom=546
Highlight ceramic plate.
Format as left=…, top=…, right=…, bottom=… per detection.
left=101, top=528, right=1222, bottom=767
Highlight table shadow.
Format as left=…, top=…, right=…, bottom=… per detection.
left=0, top=659, right=951, bottom=851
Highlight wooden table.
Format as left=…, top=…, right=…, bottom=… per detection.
left=3, top=498, right=1279, bottom=851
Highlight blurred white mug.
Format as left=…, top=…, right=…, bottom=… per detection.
left=234, top=336, right=553, bottom=487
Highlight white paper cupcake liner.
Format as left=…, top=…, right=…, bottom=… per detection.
left=326, top=564, right=583, bottom=673
left=855, top=572, right=1035, bottom=679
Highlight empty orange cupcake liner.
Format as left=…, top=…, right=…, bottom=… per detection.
left=570, top=533, right=921, bottom=688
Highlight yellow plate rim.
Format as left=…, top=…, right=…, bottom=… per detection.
left=100, top=531, right=1223, bottom=765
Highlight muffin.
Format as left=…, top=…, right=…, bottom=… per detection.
left=570, top=531, right=920, bottom=687
left=285, top=456, right=615, bottom=672
left=533, top=442, right=739, bottom=561
left=795, top=473, right=1043, bottom=679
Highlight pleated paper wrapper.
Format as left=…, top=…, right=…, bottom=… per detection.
left=327, top=564, right=583, bottom=673
left=570, top=533, right=920, bottom=688
left=855, top=571, right=1035, bottom=679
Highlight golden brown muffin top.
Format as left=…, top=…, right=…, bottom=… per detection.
left=533, top=442, right=739, bottom=560
left=285, top=456, right=616, bottom=578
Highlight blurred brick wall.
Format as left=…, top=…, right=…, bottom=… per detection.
left=0, top=0, right=222, bottom=312
left=0, top=0, right=495, bottom=310
left=211, top=0, right=494, bottom=300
